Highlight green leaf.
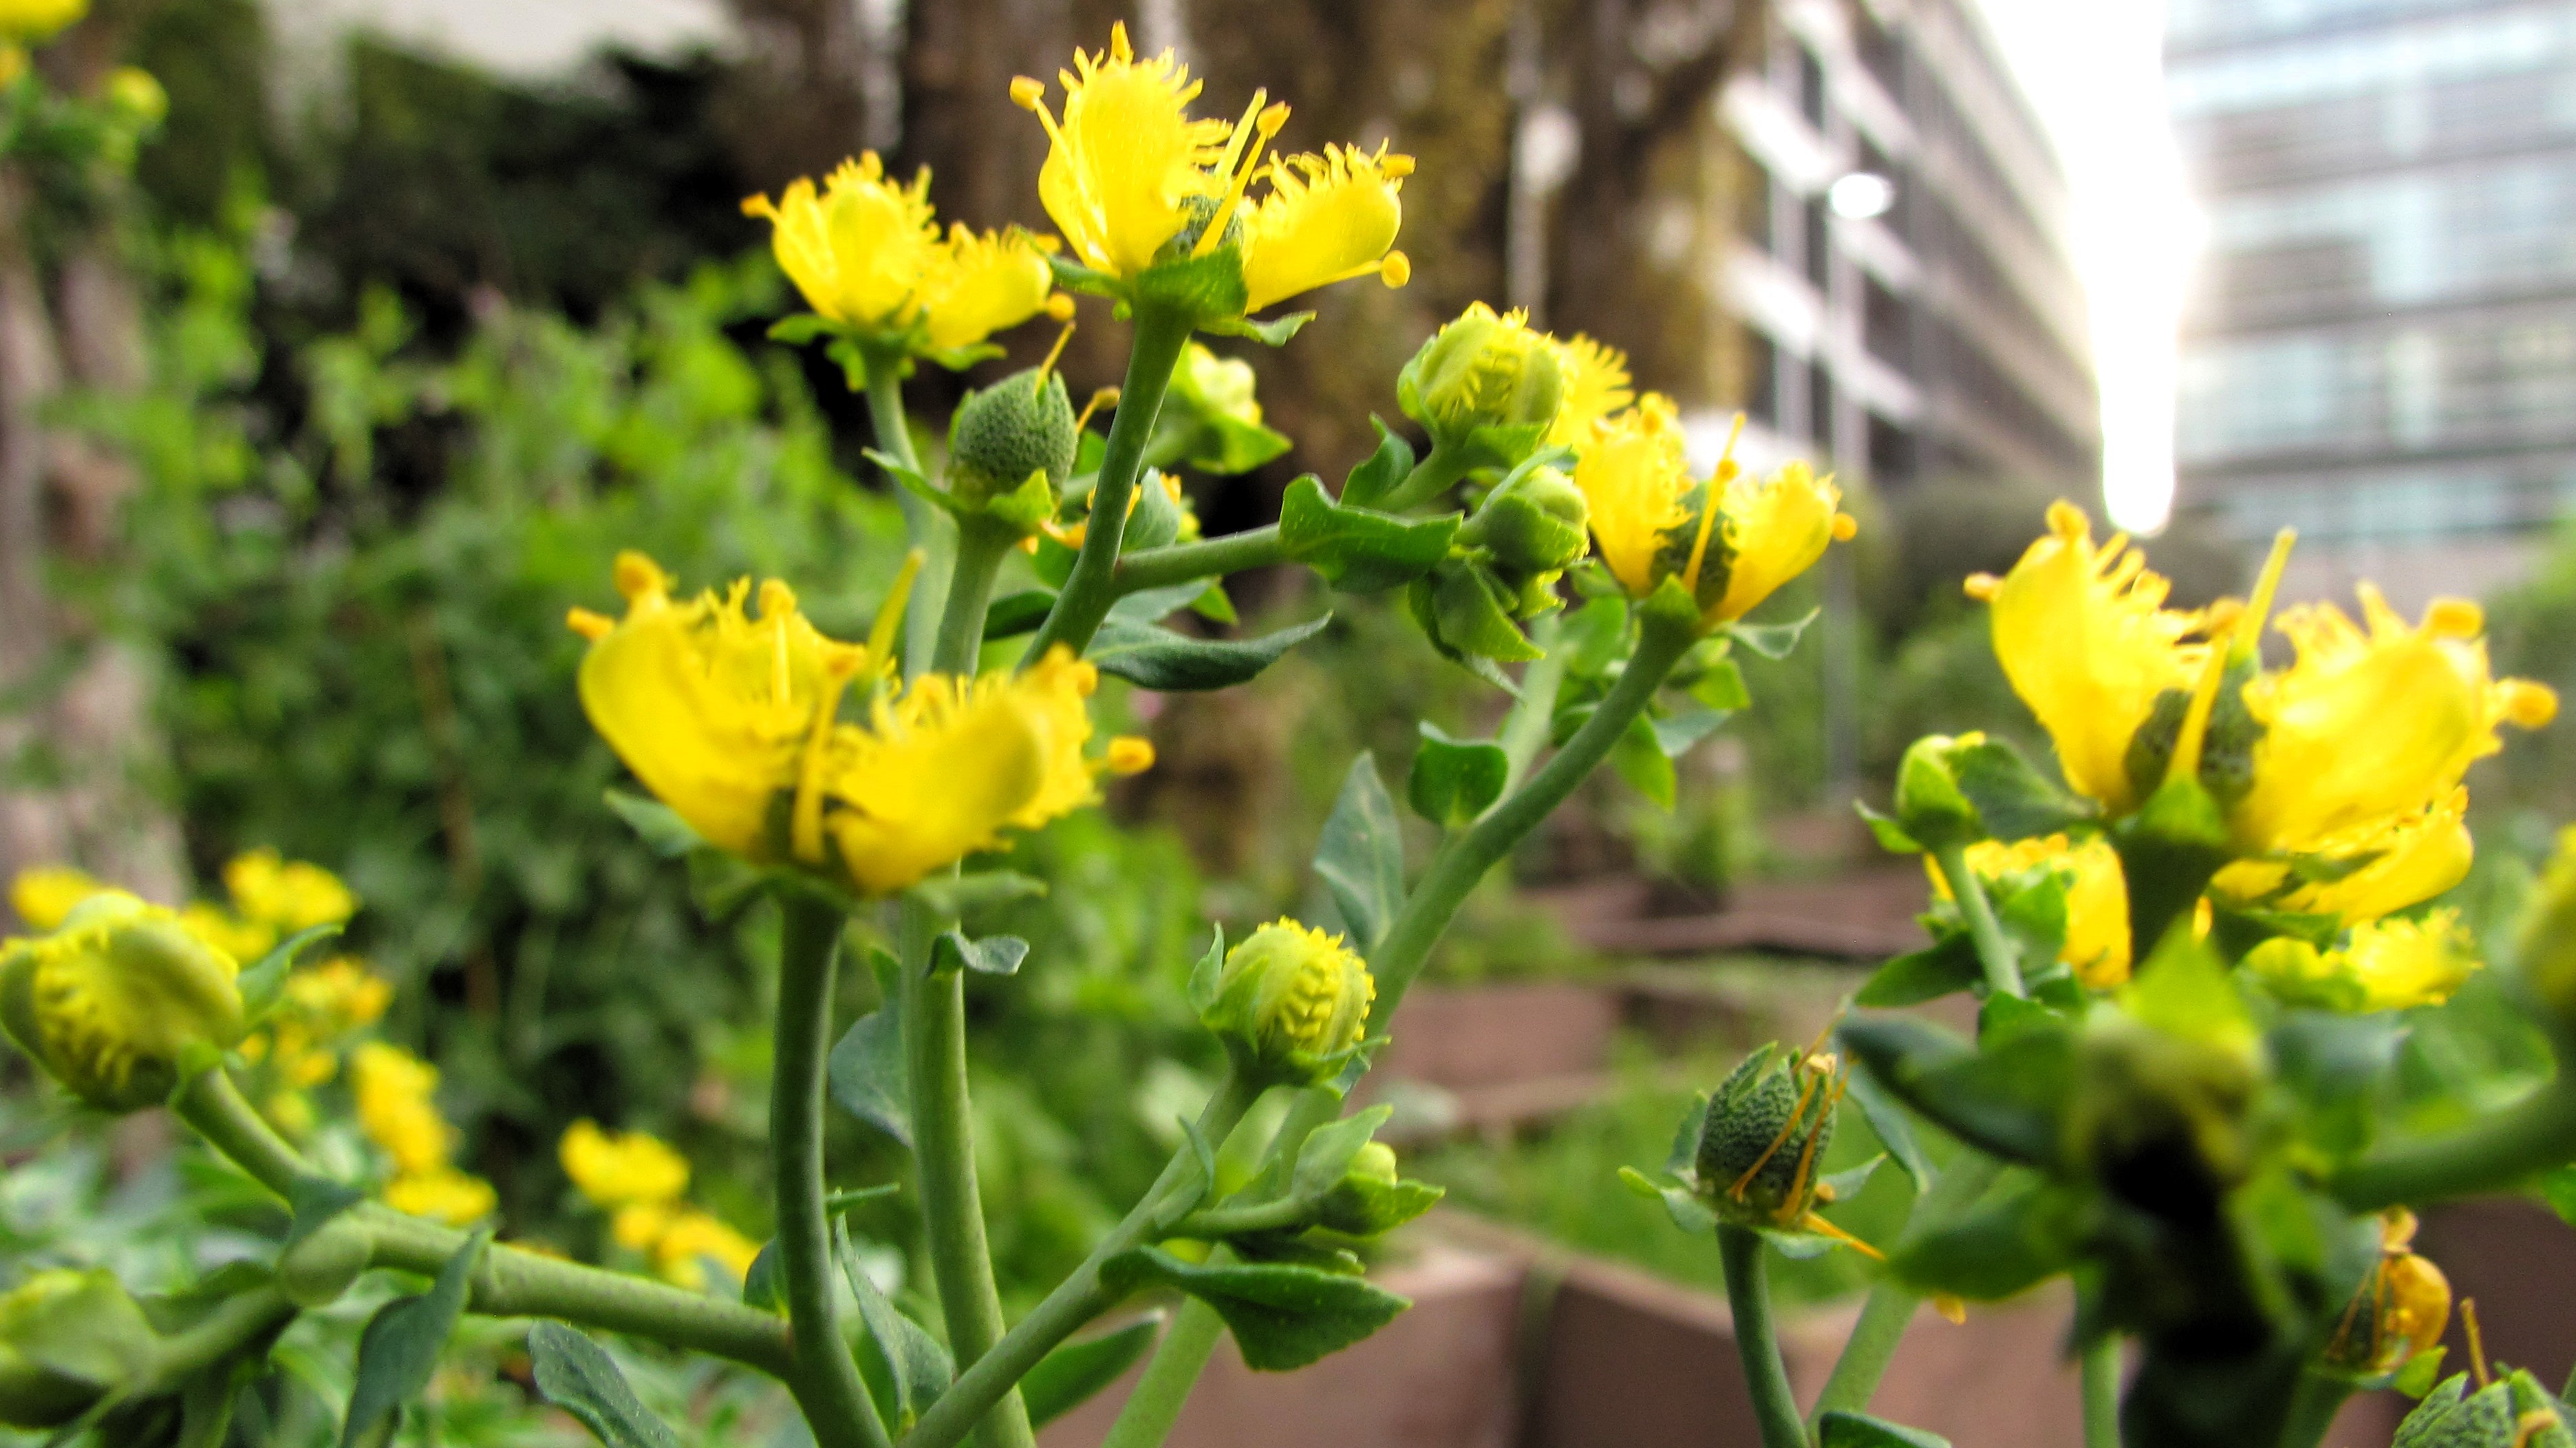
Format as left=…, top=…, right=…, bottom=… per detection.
left=283, top=1175, right=367, bottom=1252
left=1315, top=754, right=1405, bottom=951
left=1278, top=475, right=1459, bottom=593
left=930, top=930, right=1029, bottom=977
left=1046, top=253, right=1126, bottom=300
left=1406, top=724, right=1508, bottom=829
left=340, top=1231, right=488, bottom=1448
left=1618, top=1167, right=1719, bottom=1235
left=829, top=956, right=912, bottom=1149
left=1651, top=707, right=1732, bottom=758
left=526, top=1323, right=683, bottom=1448
left=983, top=589, right=1056, bottom=640
left=603, top=790, right=702, bottom=860
left=1843, top=1069, right=1933, bottom=1189
left=1021, top=1315, right=1163, bottom=1429
left=1857, top=931, right=1982, bottom=1009
left=1840, top=1017, right=2072, bottom=1168
left=1951, top=736, right=2096, bottom=842
left=1728, top=608, right=1818, bottom=660
left=1087, top=615, right=1331, bottom=691
left=237, top=923, right=347, bottom=1025
left=1201, top=310, right=1313, bottom=345
left=864, top=447, right=968, bottom=520
left=1425, top=561, right=1541, bottom=662
left=1339, top=418, right=1415, bottom=510
left=1818, top=1409, right=1952, bottom=1447
left=740, top=1240, right=784, bottom=1314
left=1185, top=414, right=1294, bottom=476
left=1613, top=712, right=1677, bottom=809
left=904, top=871, right=1046, bottom=915
left=1110, top=579, right=1216, bottom=626
left=1098, top=1248, right=1408, bottom=1371
left=1121, top=470, right=1187, bottom=552
left=1558, top=597, right=1629, bottom=677
left=839, top=1224, right=952, bottom=1433
left=1291, top=1106, right=1395, bottom=1200
left=1856, top=800, right=1923, bottom=854
left=1887, top=1174, right=2079, bottom=1301
left=1686, top=654, right=1750, bottom=712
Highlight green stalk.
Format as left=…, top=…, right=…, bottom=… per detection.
left=858, top=341, right=948, bottom=679
left=1371, top=440, right=1472, bottom=514
left=1494, top=613, right=1568, bottom=795
left=173, top=1069, right=798, bottom=1375
left=2275, top=1370, right=2353, bottom=1448
left=1932, top=843, right=2024, bottom=999
left=1807, top=1153, right=2003, bottom=1425
left=1022, top=304, right=1194, bottom=664
left=899, top=1072, right=1258, bottom=1448
left=2330, top=1078, right=2576, bottom=1210
left=2083, top=1338, right=2121, bottom=1448
left=1097, top=1296, right=1225, bottom=1448
left=775, top=896, right=891, bottom=1448
left=1111, top=525, right=1284, bottom=597
left=934, top=521, right=1013, bottom=677
left=144, top=1283, right=296, bottom=1389
left=1718, top=1225, right=1809, bottom=1448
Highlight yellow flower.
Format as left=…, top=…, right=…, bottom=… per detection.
left=1935, top=834, right=2134, bottom=989
left=650, top=1209, right=760, bottom=1290
left=1545, top=334, right=1633, bottom=450
left=383, top=1168, right=497, bottom=1226
left=1570, top=396, right=1853, bottom=627
left=1237, top=145, right=1411, bottom=312
left=176, top=904, right=274, bottom=964
left=1199, top=919, right=1375, bottom=1083
left=2231, top=588, right=2554, bottom=856
left=351, top=1041, right=455, bottom=1178
left=1968, top=502, right=2217, bottom=816
left=0, top=893, right=245, bottom=1111
left=1014, top=26, right=1408, bottom=308
left=559, top=1120, right=691, bottom=1209
left=2243, top=909, right=2478, bottom=1012
left=611, top=1201, right=674, bottom=1254
left=0, top=0, right=83, bottom=42
left=281, top=957, right=394, bottom=1033
left=222, top=849, right=358, bottom=933
left=8, top=866, right=104, bottom=932
left=2211, top=788, right=2471, bottom=925
left=917, top=223, right=1061, bottom=352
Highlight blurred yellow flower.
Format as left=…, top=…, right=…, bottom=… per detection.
left=351, top=1041, right=455, bottom=1178
left=1934, top=834, right=2132, bottom=989
left=1544, top=334, right=1633, bottom=450
left=0, top=0, right=83, bottom=42
left=223, top=849, right=357, bottom=933
left=282, top=957, right=394, bottom=1033
left=650, top=1209, right=761, bottom=1290
left=0, top=893, right=244, bottom=1112
left=560, top=1120, right=690, bottom=1209
left=1237, top=144, right=1411, bottom=312
left=742, top=155, right=1060, bottom=351
left=8, top=866, right=103, bottom=932
left=2212, top=788, right=2472, bottom=926
left=2243, top=909, right=2478, bottom=1012
left=1968, top=502, right=2215, bottom=816
left=383, top=1167, right=497, bottom=1226
left=177, top=903, right=274, bottom=964
left=1570, top=396, right=1852, bottom=628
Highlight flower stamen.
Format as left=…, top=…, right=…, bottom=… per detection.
left=1193, top=92, right=1288, bottom=259
left=1681, top=413, right=1746, bottom=596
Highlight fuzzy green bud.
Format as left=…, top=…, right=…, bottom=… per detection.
left=1397, top=303, right=1566, bottom=462
left=947, top=366, right=1076, bottom=520
left=1893, top=732, right=1986, bottom=851
left=0, top=892, right=246, bottom=1112
left=1695, top=1045, right=1836, bottom=1220
left=1198, top=919, right=1375, bottom=1085
left=1461, top=465, right=1589, bottom=577
left=0, top=1270, right=158, bottom=1428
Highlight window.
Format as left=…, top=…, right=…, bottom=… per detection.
left=1797, top=44, right=1827, bottom=130
left=1808, top=357, right=1836, bottom=448
left=1865, top=273, right=1909, bottom=370
left=1867, top=412, right=1915, bottom=485
left=1741, top=330, right=1779, bottom=424
left=1803, top=193, right=1831, bottom=291
left=1854, top=6, right=1902, bottom=103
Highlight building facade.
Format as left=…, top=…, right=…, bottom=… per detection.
left=1708, top=0, right=2099, bottom=496
left=2167, top=0, right=2576, bottom=605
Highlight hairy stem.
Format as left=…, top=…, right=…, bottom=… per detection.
left=2083, top=1338, right=2121, bottom=1448
left=1097, top=1295, right=1226, bottom=1448
left=2330, top=1078, right=2576, bottom=1210
left=1111, top=525, right=1284, bottom=597
left=1371, top=440, right=1471, bottom=514
left=1933, top=843, right=2024, bottom=999
left=1718, top=1224, right=1810, bottom=1448
left=775, top=896, right=891, bottom=1448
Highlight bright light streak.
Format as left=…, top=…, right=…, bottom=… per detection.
left=1971, top=0, right=2203, bottom=534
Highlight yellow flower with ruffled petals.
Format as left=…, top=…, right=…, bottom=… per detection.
left=1933, top=834, right=2132, bottom=989
left=2212, top=788, right=2472, bottom=925
left=2244, top=909, right=2478, bottom=1012
left=2231, top=588, right=2554, bottom=856
left=8, top=866, right=104, bottom=932
left=1969, top=502, right=2217, bottom=816
left=1702, top=459, right=1854, bottom=624
left=918, top=223, right=1061, bottom=352
left=560, top=1120, right=690, bottom=1209
left=1238, top=144, right=1411, bottom=312
left=222, top=849, right=357, bottom=933
left=1545, top=334, right=1633, bottom=450
left=1571, top=394, right=1693, bottom=595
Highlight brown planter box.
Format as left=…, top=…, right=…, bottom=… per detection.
left=1371, top=983, right=1622, bottom=1092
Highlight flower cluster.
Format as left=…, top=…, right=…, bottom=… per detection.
left=352, top=1042, right=497, bottom=1225
left=1397, top=301, right=1633, bottom=471
left=559, top=1120, right=758, bottom=1291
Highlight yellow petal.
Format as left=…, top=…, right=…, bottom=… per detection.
left=1032, top=27, right=1230, bottom=277
left=1939, top=835, right=2132, bottom=988
left=742, top=154, right=941, bottom=329
left=1238, top=145, right=1408, bottom=312
left=1545, top=334, right=1634, bottom=450
left=2345, top=910, right=2479, bottom=1010
left=560, top=1119, right=692, bottom=1209
left=1986, top=503, right=2211, bottom=814
left=2212, top=789, right=2472, bottom=924
left=383, top=1167, right=496, bottom=1226
left=8, top=865, right=105, bottom=932
left=1570, top=394, right=1693, bottom=597
left=1708, top=461, right=1847, bottom=624
left=919, top=225, right=1058, bottom=352
left=352, top=1042, right=457, bottom=1178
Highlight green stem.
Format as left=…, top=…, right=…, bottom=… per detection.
left=1098, top=1295, right=1225, bottom=1448
left=146, top=1283, right=296, bottom=1389
left=2330, top=1078, right=2576, bottom=1211
left=899, top=1072, right=1257, bottom=1448
left=1022, top=305, right=1194, bottom=664
left=1494, top=613, right=1568, bottom=796
left=1166, top=1197, right=1311, bottom=1239
left=934, top=522, right=1013, bottom=677
left=173, top=1068, right=305, bottom=1193
left=860, top=342, right=948, bottom=678
left=2082, top=1338, right=2121, bottom=1448
left=1112, top=526, right=1284, bottom=597
left=775, top=896, right=890, bottom=1448
left=1807, top=1153, right=2004, bottom=1425
left=2275, top=1370, right=2352, bottom=1448
left=1372, top=440, right=1472, bottom=514
left=1367, top=610, right=1697, bottom=1024
left=1932, top=843, right=2024, bottom=999
left=861, top=346, right=922, bottom=476
left=1718, top=1224, right=1810, bottom=1448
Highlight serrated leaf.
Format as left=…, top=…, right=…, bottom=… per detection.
left=527, top=1323, right=684, bottom=1448
left=1098, top=1248, right=1408, bottom=1371
left=829, top=975, right=912, bottom=1149
left=930, top=930, right=1029, bottom=977
left=1728, top=608, right=1818, bottom=660
left=1315, top=754, right=1404, bottom=951
left=1087, top=615, right=1331, bottom=690
left=237, top=924, right=347, bottom=1025
left=1818, top=1409, right=1952, bottom=1447
left=341, top=1231, right=488, bottom=1448
left=1339, top=419, right=1415, bottom=510
left=603, top=790, right=702, bottom=859
left=1022, top=1315, right=1163, bottom=1429
left=1278, top=475, right=1459, bottom=593
left=1406, top=724, right=1508, bottom=829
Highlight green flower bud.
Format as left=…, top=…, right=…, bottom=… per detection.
left=1893, top=732, right=1986, bottom=851
left=1460, top=465, right=1589, bottom=577
left=0, top=892, right=246, bottom=1112
left=2392, top=1367, right=2574, bottom=1447
left=1397, top=303, right=1565, bottom=464
left=0, top=1270, right=158, bottom=1428
left=947, top=366, right=1076, bottom=520
left=1197, top=919, right=1375, bottom=1085
left=1695, top=1044, right=1838, bottom=1222
left=2518, top=825, right=2576, bottom=1028
left=1314, top=1140, right=1446, bottom=1237
left=278, top=1212, right=376, bottom=1308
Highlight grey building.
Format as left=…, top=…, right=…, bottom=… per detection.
left=2168, top=0, right=2576, bottom=606
left=1710, top=0, right=2099, bottom=496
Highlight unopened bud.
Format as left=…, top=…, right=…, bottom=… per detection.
left=1, top=893, right=246, bottom=1111
left=1199, top=919, right=1375, bottom=1085
left=0, top=1270, right=156, bottom=1428
left=947, top=366, right=1076, bottom=518
left=1460, top=465, right=1589, bottom=577
left=1696, top=1044, right=1838, bottom=1221
left=1397, top=303, right=1566, bottom=464
left=1893, top=733, right=1986, bottom=851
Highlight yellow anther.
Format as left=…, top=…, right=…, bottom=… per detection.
left=1009, top=76, right=1047, bottom=110
left=1964, top=572, right=2000, bottom=601
left=2506, top=679, right=2560, bottom=730
left=1044, top=292, right=1077, bottom=321
left=2426, top=597, right=2484, bottom=638
left=566, top=608, right=614, bottom=641
left=1075, top=386, right=1120, bottom=433
left=1832, top=513, right=1859, bottom=541
left=1106, top=736, right=1156, bottom=774
left=1380, top=251, right=1411, bottom=287
left=1382, top=152, right=1415, bottom=179
left=613, top=550, right=666, bottom=600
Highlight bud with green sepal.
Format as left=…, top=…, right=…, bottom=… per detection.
left=1396, top=303, right=1565, bottom=481
left=1189, top=919, right=1377, bottom=1089
left=1892, top=732, right=1988, bottom=853
left=944, top=330, right=1082, bottom=533
left=1144, top=341, right=1291, bottom=476
left=1619, top=1031, right=1885, bottom=1259
left=2392, top=1368, right=2576, bottom=1447
left=1457, top=457, right=1589, bottom=617
left=0, top=1270, right=160, bottom=1429
left=1, top=892, right=247, bottom=1111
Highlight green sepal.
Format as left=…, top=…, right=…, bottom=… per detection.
left=1021, top=1316, right=1163, bottom=1429
left=2112, top=776, right=2233, bottom=955
left=1278, top=475, right=1460, bottom=593
left=1618, top=1165, right=1719, bottom=1235
left=526, top=1323, right=683, bottom=1448
left=980, top=469, right=1059, bottom=533
left=1201, top=310, right=1312, bottom=346
left=1086, top=614, right=1331, bottom=690
left=1339, top=420, right=1414, bottom=510
left=1406, top=723, right=1508, bottom=829
left=1046, top=253, right=1127, bottom=301
left=1097, top=1248, right=1409, bottom=1372
left=236, top=923, right=347, bottom=1027
left=1728, top=608, right=1816, bottom=659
